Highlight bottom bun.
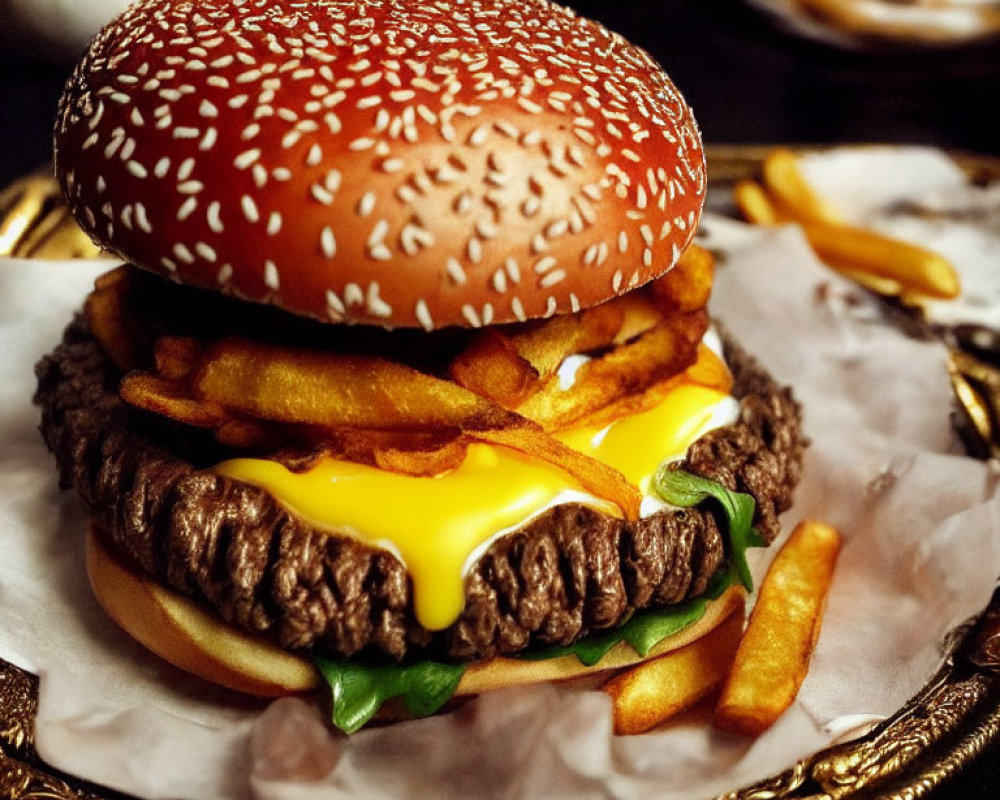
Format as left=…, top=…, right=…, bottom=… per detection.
left=87, top=524, right=746, bottom=703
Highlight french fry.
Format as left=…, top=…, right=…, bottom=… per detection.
left=154, top=336, right=203, bottom=380
left=603, top=598, right=745, bottom=735
left=610, top=293, right=664, bottom=345
left=477, top=426, right=641, bottom=520
left=195, top=338, right=517, bottom=432
left=449, top=302, right=625, bottom=406
left=85, top=267, right=148, bottom=371
left=714, top=520, right=841, bottom=737
left=120, top=373, right=230, bottom=429
left=571, top=344, right=732, bottom=430
left=733, top=180, right=788, bottom=226
left=516, top=310, right=708, bottom=431
left=650, top=244, right=715, bottom=313
left=762, top=148, right=842, bottom=225
left=803, top=220, right=960, bottom=299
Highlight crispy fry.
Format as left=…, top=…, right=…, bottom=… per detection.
left=447, top=331, right=538, bottom=408
left=803, top=221, right=959, bottom=299
left=603, top=599, right=745, bottom=735
left=733, top=180, right=788, bottom=226
left=85, top=267, right=147, bottom=371
left=476, top=426, right=640, bottom=520
left=121, top=373, right=230, bottom=428
left=195, top=338, right=516, bottom=431
left=449, top=303, right=625, bottom=406
left=214, top=418, right=277, bottom=450
left=650, top=244, right=714, bottom=313
left=322, top=429, right=470, bottom=477
left=714, top=520, right=841, bottom=737
left=572, top=344, right=732, bottom=430
left=516, top=310, right=709, bottom=431
left=187, top=337, right=639, bottom=513
left=154, top=336, right=203, bottom=380
left=763, top=148, right=842, bottom=225
left=611, top=293, right=664, bottom=345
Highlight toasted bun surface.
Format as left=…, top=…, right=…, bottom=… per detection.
left=86, top=524, right=745, bottom=700
left=54, top=0, right=705, bottom=329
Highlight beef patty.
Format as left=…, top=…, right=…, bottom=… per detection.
left=35, top=318, right=804, bottom=662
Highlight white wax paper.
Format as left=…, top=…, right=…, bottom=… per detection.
left=2, top=149, right=1000, bottom=799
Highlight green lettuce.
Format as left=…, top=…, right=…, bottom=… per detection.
left=315, top=469, right=762, bottom=733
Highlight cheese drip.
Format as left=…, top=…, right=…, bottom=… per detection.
left=216, top=363, right=736, bottom=631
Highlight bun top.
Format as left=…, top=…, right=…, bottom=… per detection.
left=55, top=0, right=705, bottom=329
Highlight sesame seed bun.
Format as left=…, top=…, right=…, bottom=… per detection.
left=54, top=0, right=705, bottom=329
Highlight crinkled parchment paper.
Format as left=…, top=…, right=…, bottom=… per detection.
left=2, top=147, right=999, bottom=799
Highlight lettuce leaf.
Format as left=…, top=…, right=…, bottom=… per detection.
left=315, top=656, right=467, bottom=735
left=316, top=469, right=762, bottom=733
left=653, top=465, right=765, bottom=592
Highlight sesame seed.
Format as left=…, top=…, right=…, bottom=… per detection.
left=135, top=203, right=152, bottom=233
left=321, top=226, right=337, bottom=259
left=446, top=257, right=467, bottom=286
left=126, top=160, right=148, bottom=179
left=511, top=297, right=526, bottom=321
left=267, top=212, right=282, bottom=236
left=311, top=184, right=334, bottom=205
left=177, top=197, right=198, bottom=221
left=173, top=243, right=195, bottom=264
left=173, top=127, right=200, bottom=140
left=154, top=157, right=171, bottom=179
left=177, top=158, right=195, bottom=181
left=207, top=202, right=223, bottom=233
left=241, top=195, right=259, bottom=223
left=349, top=137, right=375, bottom=151
left=358, top=192, right=376, bottom=216
left=264, top=260, right=280, bottom=290
left=177, top=180, right=204, bottom=194
left=540, top=269, right=566, bottom=288
left=326, top=289, right=345, bottom=317
left=492, top=269, right=508, bottom=293
left=196, top=242, right=217, bottom=262
left=534, top=256, right=557, bottom=274
left=415, top=299, right=434, bottom=331
left=199, top=99, right=219, bottom=118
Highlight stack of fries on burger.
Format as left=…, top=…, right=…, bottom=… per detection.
left=35, top=0, right=820, bottom=736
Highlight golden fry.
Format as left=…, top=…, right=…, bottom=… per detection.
left=516, top=310, right=709, bottom=431
left=449, top=303, right=625, bottom=406
left=120, top=373, right=229, bottom=428
left=763, top=148, right=842, bottom=225
left=733, top=180, right=788, bottom=226
left=477, top=426, right=640, bottom=520
left=154, top=336, right=203, bottom=381
left=85, top=267, right=146, bottom=371
left=603, top=601, right=745, bottom=735
left=714, top=520, right=841, bottom=737
left=572, top=344, right=732, bottom=430
left=803, top=220, right=960, bottom=299
left=610, top=293, right=664, bottom=345
left=650, top=244, right=714, bottom=313
left=195, top=338, right=516, bottom=431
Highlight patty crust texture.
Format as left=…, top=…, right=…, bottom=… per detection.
left=35, top=318, right=804, bottom=661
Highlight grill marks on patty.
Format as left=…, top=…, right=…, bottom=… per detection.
left=35, top=318, right=804, bottom=661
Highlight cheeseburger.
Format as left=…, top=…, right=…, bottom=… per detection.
left=36, top=0, right=804, bottom=733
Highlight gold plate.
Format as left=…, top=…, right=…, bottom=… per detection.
left=3, top=147, right=1000, bottom=800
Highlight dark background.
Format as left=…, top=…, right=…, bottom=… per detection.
left=2, top=0, right=1000, bottom=797
left=4, top=0, right=1000, bottom=186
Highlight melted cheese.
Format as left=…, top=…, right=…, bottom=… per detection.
left=215, top=361, right=736, bottom=631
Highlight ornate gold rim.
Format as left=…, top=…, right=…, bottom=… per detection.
left=3, top=147, right=1000, bottom=800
